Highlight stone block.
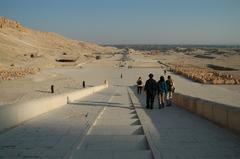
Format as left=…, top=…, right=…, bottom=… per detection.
left=173, top=93, right=184, bottom=107
left=181, top=96, right=189, bottom=109
left=228, top=110, right=240, bottom=133
left=196, top=100, right=203, bottom=116
left=172, top=93, right=180, bottom=106
left=201, top=101, right=214, bottom=120
left=212, top=104, right=228, bottom=127
left=170, top=92, right=240, bottom=134
left=184, top=96, right=197, bottom=113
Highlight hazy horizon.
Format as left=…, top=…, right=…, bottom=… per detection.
left=1, top=0, right=240, bottom=45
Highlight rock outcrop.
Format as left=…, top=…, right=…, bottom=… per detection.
left=0, top=67, right=40, bottom=80
left=0, top=17, right=24, bottom=31
left=170, top=64, right=240, bottom=85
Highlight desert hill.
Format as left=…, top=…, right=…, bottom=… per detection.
left=0, top=17, right=118, bottom=69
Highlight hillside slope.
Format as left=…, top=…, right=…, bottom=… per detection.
left=0, top=17, right=118, bottom=69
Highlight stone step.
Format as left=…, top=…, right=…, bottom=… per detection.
left=71, top=150, right=153, bottom=159
left=96, top=119, right=141, bottom=126
left=89, top=125, right=144, bottom=135
left=103, top=108, right=135, bottom=114
left=130, top=114, right=139, bottom=119
left=79, top=135, right=149, bottom=151
left=99, top=114, right=138, bottom=120
left=130, top=110, right=137, bottom=114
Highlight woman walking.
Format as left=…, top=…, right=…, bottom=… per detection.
left=136, top=77, right=143, bottom=94
left=166, top=75, right=175, bottom=106
left=157, top=76, right=167, bottom=109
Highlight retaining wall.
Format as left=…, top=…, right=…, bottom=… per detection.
left=173, top=93, right=240, bottom=134
left=0, top=84, right=108, bottom=132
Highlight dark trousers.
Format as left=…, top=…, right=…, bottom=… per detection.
left=146, top=92, right=155, bottom=109
left=137, top=86, right=142, bottom=94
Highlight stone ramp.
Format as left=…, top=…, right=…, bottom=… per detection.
left=72, top=150, right=152, bottom=159
left=2, top=83, right=239, bottom=159
left=0, top=87, right=115, bottom=159
left=71, top=86, right=153, bottom=159
left=128, top=87, right=240, bottom=159
left=90, top=125, right=144, bottom=135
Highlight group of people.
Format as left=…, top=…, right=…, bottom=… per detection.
left=136, top=72, right=175, bottom=109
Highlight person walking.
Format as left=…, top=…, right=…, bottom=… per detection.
left=144, top=73, right=157, bottom=109
left=164, top=69, right=167, bottom=76
left=136, top=77, right=143, bottom=94
left=157, top=76, right=167, bottom=109
left=166, top=75, right=175, bottom=106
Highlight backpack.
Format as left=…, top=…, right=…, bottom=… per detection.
left=167, top=79, right=174, bottom=90
left=169, top=80, right=173, bottom=87
left=137, top=80, right=142, bottom=85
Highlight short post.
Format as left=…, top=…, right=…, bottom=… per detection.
left=67, top=96, right=70, bottom=104
left=51, top=85, right=54, bottom=93
left=82, top=81, right=86, bottom=88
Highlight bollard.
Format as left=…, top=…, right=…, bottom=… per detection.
left=121, top=73, right=123, bottom=79
left=82, top=81, right=85, bottom=88
left=67, top=96, right=70, bottom=104
left=51, top=85, right=54, bottom=93
left=104, top=80, right=108, bottom=85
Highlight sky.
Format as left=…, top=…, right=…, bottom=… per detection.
left=0, top=0, right=240, bottom=45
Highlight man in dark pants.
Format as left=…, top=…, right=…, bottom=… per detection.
left=144, top=73, right=157, bottom=109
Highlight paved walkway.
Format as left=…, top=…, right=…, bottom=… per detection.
left=69, top=86, right=152, bottom=159
left=48, top=67, right=240, bottom=107
left=0, top=85, right=240, bottom=159
left=0, top=87, right=115, bottom=158
left=128, top=87, right=240, bottom=159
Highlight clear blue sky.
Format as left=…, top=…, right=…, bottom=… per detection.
left=1, top=0, right=240, bottom=45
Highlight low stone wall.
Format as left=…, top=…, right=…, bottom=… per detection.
left=173, top=93, right=240, bottom=134
left=0, top=83, right=108, bottom=132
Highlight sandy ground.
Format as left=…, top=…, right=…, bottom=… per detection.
left=0, top=53, right=239, bottom=107
left=0, top=54, right=122, bottom=105
left=1, top=17, right=239, bottom=107
left=0, top=71, right=82, bottom=105
left=0, top=17, right=119, bottom=71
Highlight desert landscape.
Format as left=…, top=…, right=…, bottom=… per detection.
left=0, top=17, right=240, bottom=105
left=1, top=0, right=240, bottom=157
left=0, top=17, right=118, bottom=78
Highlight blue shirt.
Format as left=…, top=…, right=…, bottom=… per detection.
left=158, top=81, right=167, bottom=94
